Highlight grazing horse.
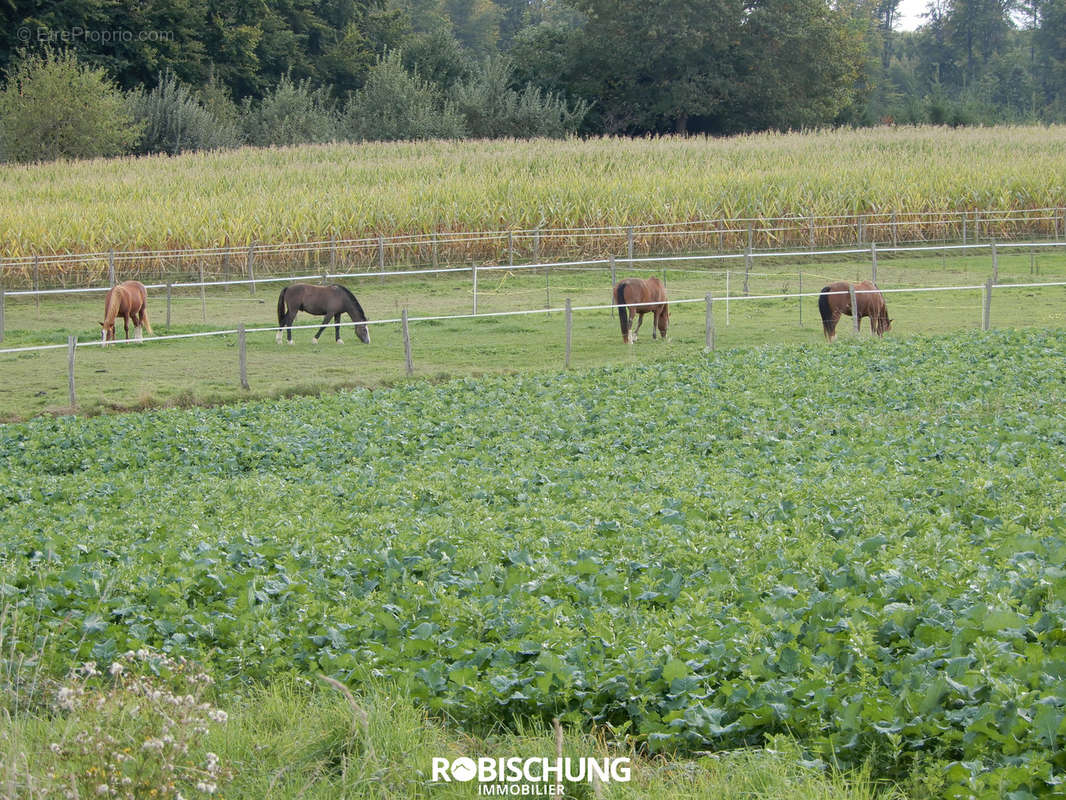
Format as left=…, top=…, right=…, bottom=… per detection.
left=818, top=280, right=892, bottom=342
left=614, top=277, right=669, bottom=344
left=276, top=283, right=370, bottom=345
left=100, top=280, right=152, bottom=344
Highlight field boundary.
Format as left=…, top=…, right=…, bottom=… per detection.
left=2, top=207, right=1064, bottom=290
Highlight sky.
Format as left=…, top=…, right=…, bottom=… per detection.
left=895, top=0, right=929, bottom=30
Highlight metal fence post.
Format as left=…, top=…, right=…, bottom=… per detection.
left=0, top=286, right=4, bottom=344
left=67, top=336, right=77, bottom=407
left=849, top=284, right=859, bottom=333
left=871, top=242, right=878, bottom=284
left=508, top=230, right=514, bottom=267
left=983, top=277, right=993, bottom=330
left=798, top=272, right=803, bottom=327
left=199, top=262, right=207, bottom=323
left=627, top=227, right=634, bottom=264
left=402, top=308, right=413, bottom=376
left=247, top=242, right=256, bottom=296
left=705, top=292, right=715, bottom=352
left=991, top=239, right=998, bottom=284
left=564, top=298, right=572, bottom=368
left=725, top=269, right=731, bottom=326
left=108, top=249, right=116, bottom=287
left=238, top=324, right=249, bottom=390
left=33, top=255, right=40, bottom=314
left=472, top=266, right=478, bottom=315
left=378, top=235, right=385, bottom=283
left=166, top=282, right=172, bottom=332
left=744, top=246, right=751, bottom=295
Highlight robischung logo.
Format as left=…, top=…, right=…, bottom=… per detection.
left=432, top=755, right=632, bottom=795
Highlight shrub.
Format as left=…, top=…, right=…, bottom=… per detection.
left=128, top=71, right=242, bottom=155
left=0, top=49, right=141, bottom=163
left=342, top=50, right=466, bottom=141
left=452, top=55, right=587, bottom=138
left=242, top=75, right=340, bottom=147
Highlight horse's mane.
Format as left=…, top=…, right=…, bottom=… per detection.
left=103, top=285, right=124, bottom=324
left=334, top=284, right=368, bottom=320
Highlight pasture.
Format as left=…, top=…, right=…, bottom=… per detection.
left=1, top=247, right=1064, bottom=421
left=1, top=328, right=1065, bottom=798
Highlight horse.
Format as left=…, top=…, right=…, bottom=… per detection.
left=614, top=277, right=669, bottom=344
left=276, top=283, right=371, bottom=345
left=100, top=280, right=153, bottom=344
left=818, top=280, right=892, bottom=342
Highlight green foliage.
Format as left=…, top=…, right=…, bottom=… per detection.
left=0, top=49, right=141, bottom=163
left=241, top=75, right=339, bottom=147
left=2, top=329, right=1065, bottom=796
left=343, top=51, right=466, bottom=141
left=128, top=71, right=242, bottom=156
left=452, top=55, right=587, bottom=137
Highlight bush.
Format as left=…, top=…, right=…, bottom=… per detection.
left=342, top=50, right=466, bottom=141
left=0, top=49, right=141, bottom=163
left=453, top=55, right=587, bottom=138
left=242, top=75, right=340, bottom=147
left=128, top=71, right=242, bottom=155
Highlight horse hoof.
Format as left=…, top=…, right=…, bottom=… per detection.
left=336, top=339, right=344, bottom=345
left=312, top=337, right=319, bottom=345
left=275, top=333, right=282, bottom=344
left=288, top=340, right=295, bottom=346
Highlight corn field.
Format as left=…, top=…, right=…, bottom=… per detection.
left=2, top=126, right=1065, bottom=286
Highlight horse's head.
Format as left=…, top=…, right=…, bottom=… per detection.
left=657, top=306, right=670, bottom=336
left=874, top=315, right=893, bottom=336
left=355, top=321, right=370, bottom=344
left=100, top=321, right=115, bottom=342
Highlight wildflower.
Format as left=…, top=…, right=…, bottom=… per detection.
left=208, top=709, right=228, bottom=724
left=95, top=785, right=110, bottom=795
left=109, top=662, right=125, bottom=677
left=57, top=687, right=78, bottom=711
left=141, top=738, right=165, bottom=752
left=49, top=742, right=62, bottom=754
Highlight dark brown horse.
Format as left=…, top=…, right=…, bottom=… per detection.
left=100, top=280, right=152, bottom=344
left=818, top=280, right=892, bottom=342
left=276, top=283, right=370, bottom=345
left=614, top=277, right=669, bottom=344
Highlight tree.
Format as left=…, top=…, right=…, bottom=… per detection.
left=0, top=49, right=141, bottom=162
left=128, top=70, right=241, bottom=155
left=242, top=74, right=339, bottom=146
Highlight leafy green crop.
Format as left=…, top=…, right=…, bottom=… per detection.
left=2, top=329, right=1065, bottom=796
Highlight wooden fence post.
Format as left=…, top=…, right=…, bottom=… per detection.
left=565, top=298, right=572, bottom=368
left=238, top=324, right=249, bottom=390
left=108, top=249, right=116, bottom=287
left=330, top=234, right=337, bottom=275
left=871, top=242, right=878, bottom=284
left=609, top=254, right=617, bottom=292
left=166, top=282, right=172, bottom=332
left=33, top=255, right=40, bottom=314
left=508, top=230, right=514, bottom=267
left=67, top=336, right=77, bottom=407
left=472, top=266, right=478, bottom=315
left=402, top=307, right=413, bottom=376
left=378, top=236, right=385, bottom=283
left=891, top=212, right=898, bottom=248
left=627, top=227, right=634, bottom=264
left=0, top=286, right=4, bottom=344
left=545, top=264, right=551, bottom=316
left=849, top=284, right=859, bottom=333
left=247, top=242, right=256, bottom=296
left=809, top=215, right=815, bottom=250
left=798, top=272, right=803, bottom=327
left=431, top=233, right=439, bottom=270
left=704, top=293, right=715, bottom=352
left=991, top=239, right=998, bottom=284
left=534, top=227, right=540, bottom=263
left=983, top=277, right=993, bottom=331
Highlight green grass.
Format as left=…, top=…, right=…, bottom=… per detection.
left=1, top=249, right=1064, bottom=421
left=1, top=677, right=892, bottom=800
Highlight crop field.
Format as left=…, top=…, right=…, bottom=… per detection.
left=2, top=126, right=1066, bottom=261
left=1, top=248, right=1065, bottom=421
left=1, top=327, right=1065, bottom=797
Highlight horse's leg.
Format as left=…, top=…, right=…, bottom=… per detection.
left=631, top=311, right=644, bottom=341
left=829, top=311, right=840, bottom=343
left=283, top=310, right=298, bottom=344
left=334, top=313, right=343, bottom=344
left=312, top=315, right=332, bottom=344
left=123, top=314, right=131, bottom=341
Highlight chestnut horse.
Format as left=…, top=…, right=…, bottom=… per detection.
left=614, top=277, right=669, bottom=344
left=276, top=283, right=370, bottom=345
left=100, top=280, right=152, bottom=344
left=818, top=280, right=892, bottom=342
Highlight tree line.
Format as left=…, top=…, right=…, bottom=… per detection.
left=0, top=0, right=1062, bottom=162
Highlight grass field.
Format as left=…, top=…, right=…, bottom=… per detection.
left=2, top=127, right=1065, bottom=261
left=2, top=328, right=1065, bottom=797
left=2, top=248, right=1064, bottom=421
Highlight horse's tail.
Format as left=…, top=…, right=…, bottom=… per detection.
left=616, top=282, right=630, bottom=343
left=818, top=286, right=833, bottom=339
left=277, top=287, right=287, bottom=326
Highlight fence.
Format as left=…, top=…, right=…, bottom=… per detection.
left=3, top=276, right=1065, bottom=410
left=2, top=206, right=1064, bottom=290
left=2, top=238, right=1065, bottom=342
